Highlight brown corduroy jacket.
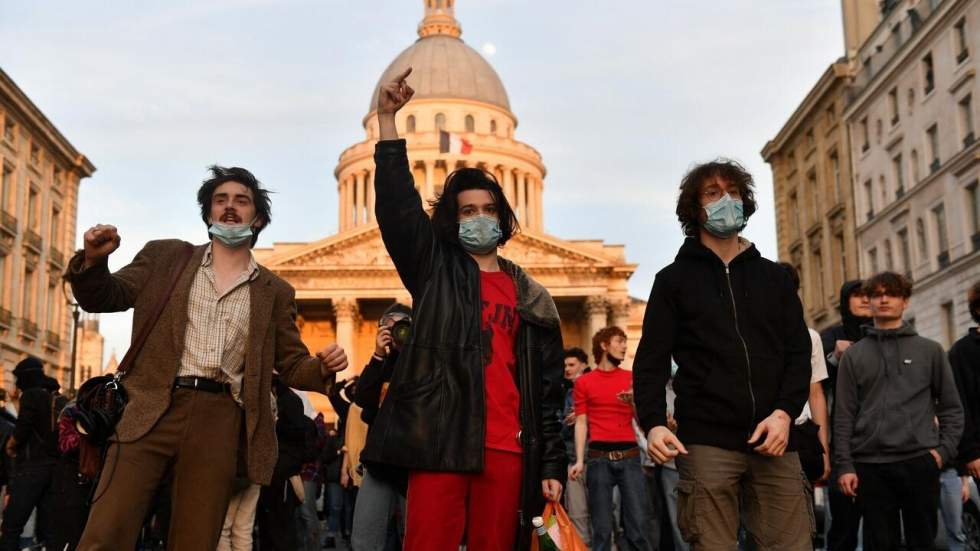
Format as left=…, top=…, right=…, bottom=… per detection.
left=66, top=239, right=332, bottom=485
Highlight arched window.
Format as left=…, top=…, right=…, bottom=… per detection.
left=406, top=115, right=416, bottom=133
left=465, top=115, right=475, bottom=133
left=490, top=119, right=497, bottom=133
left=435, top=113, right=446, bottom=130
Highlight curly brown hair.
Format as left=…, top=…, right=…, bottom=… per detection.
left=592, top=326, right=627, bottom=365
left=862, top=272, right=912, bottom=298
left=676, top=160, right=757, bottom=237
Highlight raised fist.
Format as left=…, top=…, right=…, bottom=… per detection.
left=83, top=224, right=121, bottom=268
left=377, top=67, right=415, bottom=115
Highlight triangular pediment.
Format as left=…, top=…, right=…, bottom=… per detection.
left=256, top=224, right=631, bottom=271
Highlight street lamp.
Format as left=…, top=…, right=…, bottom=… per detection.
left=62, top=279, right=80, bottom=392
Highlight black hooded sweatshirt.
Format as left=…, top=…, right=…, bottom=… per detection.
left=633, top=238, right=812, bottom=451
left=820, top=280, right=872, bottom=385
left=951, top=327, right=980, bottom=466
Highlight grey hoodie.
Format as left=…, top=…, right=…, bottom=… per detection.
left=834, top=322, right=963, bottom=475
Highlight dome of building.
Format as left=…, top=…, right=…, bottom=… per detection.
left=368, top=3, right=511, bottom=113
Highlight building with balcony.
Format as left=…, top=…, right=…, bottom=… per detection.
left=846, top=0, right=979, bottom=347
left=0, top=67, right=95, bottom=390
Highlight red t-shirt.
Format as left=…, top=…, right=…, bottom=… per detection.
left=573, top=368, right=636, bottom=443
left=481, top=271, right=522, bottom=454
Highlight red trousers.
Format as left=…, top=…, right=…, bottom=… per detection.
left=405, top=448, right=523, bottom=551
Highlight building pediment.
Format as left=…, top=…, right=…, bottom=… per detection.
left=256, top=224, right=632, bottom=273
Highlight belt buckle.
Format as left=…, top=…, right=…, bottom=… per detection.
left=609, top=450, right=624, bottom=461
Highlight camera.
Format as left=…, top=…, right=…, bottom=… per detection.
left=390, top=319, right=411, bottom=348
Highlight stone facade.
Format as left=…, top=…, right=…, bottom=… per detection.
left=75, top=314, right=104, bottom=388
left=0, top=68, right=95, bottom=391
left=845, top=0, right=979, bottom=348
left=763, top=62, right=864, bottom=331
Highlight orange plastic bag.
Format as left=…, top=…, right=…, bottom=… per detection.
left=530, top=501, right=589, bottom=551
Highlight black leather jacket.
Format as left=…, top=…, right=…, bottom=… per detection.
left=361, top=140, right=567, bottom=548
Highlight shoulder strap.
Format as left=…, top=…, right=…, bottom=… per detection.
left=116, top=243, right=195, bottom=376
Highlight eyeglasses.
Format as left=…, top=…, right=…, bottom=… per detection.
left=701, top=187, right=742, bottom=202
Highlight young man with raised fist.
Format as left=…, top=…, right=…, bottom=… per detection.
left=67, top=166, right=348, bottom=550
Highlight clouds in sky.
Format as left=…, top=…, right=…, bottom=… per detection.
left=0, top=0, right=845, bottom=365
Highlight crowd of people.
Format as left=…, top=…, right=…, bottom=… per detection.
left=0, top=65, right=977, bottom=551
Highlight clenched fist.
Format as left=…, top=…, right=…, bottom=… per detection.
left=83, top=224, right=121, bottom=269
left=317, top=343, right=348, bottom=379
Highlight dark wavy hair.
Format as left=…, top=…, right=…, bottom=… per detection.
left=197, top=165, right=273, bottom=247
left=676, top=159, right=757, bottom=237
left=563, top=347, right=588, bottom=364
left=862, top=271, right=912, bottom=299
left=591, top=326, right=627, bottom=365
left=429, top=168, right=519, bottom=248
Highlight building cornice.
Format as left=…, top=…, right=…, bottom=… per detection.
left=0, top=68, right=95, bottom=177
left=762, top=60, right=851, bottom=161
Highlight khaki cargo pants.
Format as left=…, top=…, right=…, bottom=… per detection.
left=675, top=445, right=814, bottom=551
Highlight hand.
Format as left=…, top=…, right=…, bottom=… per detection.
left=749, top=410, right=791, bottom=456
left=839, top=473, right=859, bottom=497
left=568, top=462, right=584, bottom=482
left=542, top=479, right=562, bottom=502
left=929, top=449, right=943, bottom=469
left=820, top=452, right=832, bottom=482
left=317, top=344, right=348, bottom=377
left=834, top=340, right=853, bottom=360
left=966, top=458, right=980, bottom=479
left=374, top=328, right=393, bottom=358
left=563, top=410, right=576, bottom=426
left=377, top=67, right=415, bottom=114
left=666, top=412, right=678, bottom=433
left=340, top=466, right=350, bottom=488
left=647, top=426, right=688, bottom=464
left=82, top=224, right=121, bottom=268
left=962, top=476, right=972, bottom=504
left=4, top=436, right=15, bottom=458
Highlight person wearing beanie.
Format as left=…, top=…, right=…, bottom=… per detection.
left=0, top=357, right=64, bottom=550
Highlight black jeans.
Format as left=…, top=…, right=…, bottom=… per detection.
left=855, top=454, right=940, bottom=551
left=0, top=461, right=56, bottom=550
left=46, top=458, right=94, bottom=551
left=827, top=481, right=862, bottom=551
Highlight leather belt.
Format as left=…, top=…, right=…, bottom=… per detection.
left=173, top=376, right=231, bottom=394
left=587, top=447, right=640, bottom=461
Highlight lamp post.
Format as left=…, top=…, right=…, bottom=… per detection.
left=62, top=280, right=80, bottom=392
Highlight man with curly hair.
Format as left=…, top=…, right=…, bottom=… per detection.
left=633, top=160, right=814, bottom=549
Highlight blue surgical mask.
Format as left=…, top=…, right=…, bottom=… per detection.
left=209, top=218, right=256, bottom=248
left=458, top=215, right=501, bottom=254
left=703, top=194, right=745, bottom=238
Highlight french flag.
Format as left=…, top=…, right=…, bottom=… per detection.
left=439, top=130, right=473, bottom=155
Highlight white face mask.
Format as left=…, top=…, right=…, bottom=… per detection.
left=209, top=217, right=257, bottom=248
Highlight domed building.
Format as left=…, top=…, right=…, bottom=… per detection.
left=255, top=0, right=641, bottom=415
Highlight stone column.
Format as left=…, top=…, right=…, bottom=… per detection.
left=338, top=177, right=347, bottom=231
left=367, top=170, right=376, bottom=223
left=424, top=160, right=435, bottom=203
left=535, top=177, right=544, bottom=231
left=610, top=299, right=631, bottom=331
left=584, top=296, right=609, bottom=345
left=333, top=298, right=360, bottom=380
left=516, top=173, right=527, bottom=227
left=354, top=172, right=366, bottom=227
left=527, top=176, right=539, bottom=231
left=502, top=168, right=514, bottom=205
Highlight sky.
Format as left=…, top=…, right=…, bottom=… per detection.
left=0, top=0, right=846, bottom=367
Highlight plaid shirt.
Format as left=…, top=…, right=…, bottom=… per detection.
left=177, top=244, right=259, bottom=404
